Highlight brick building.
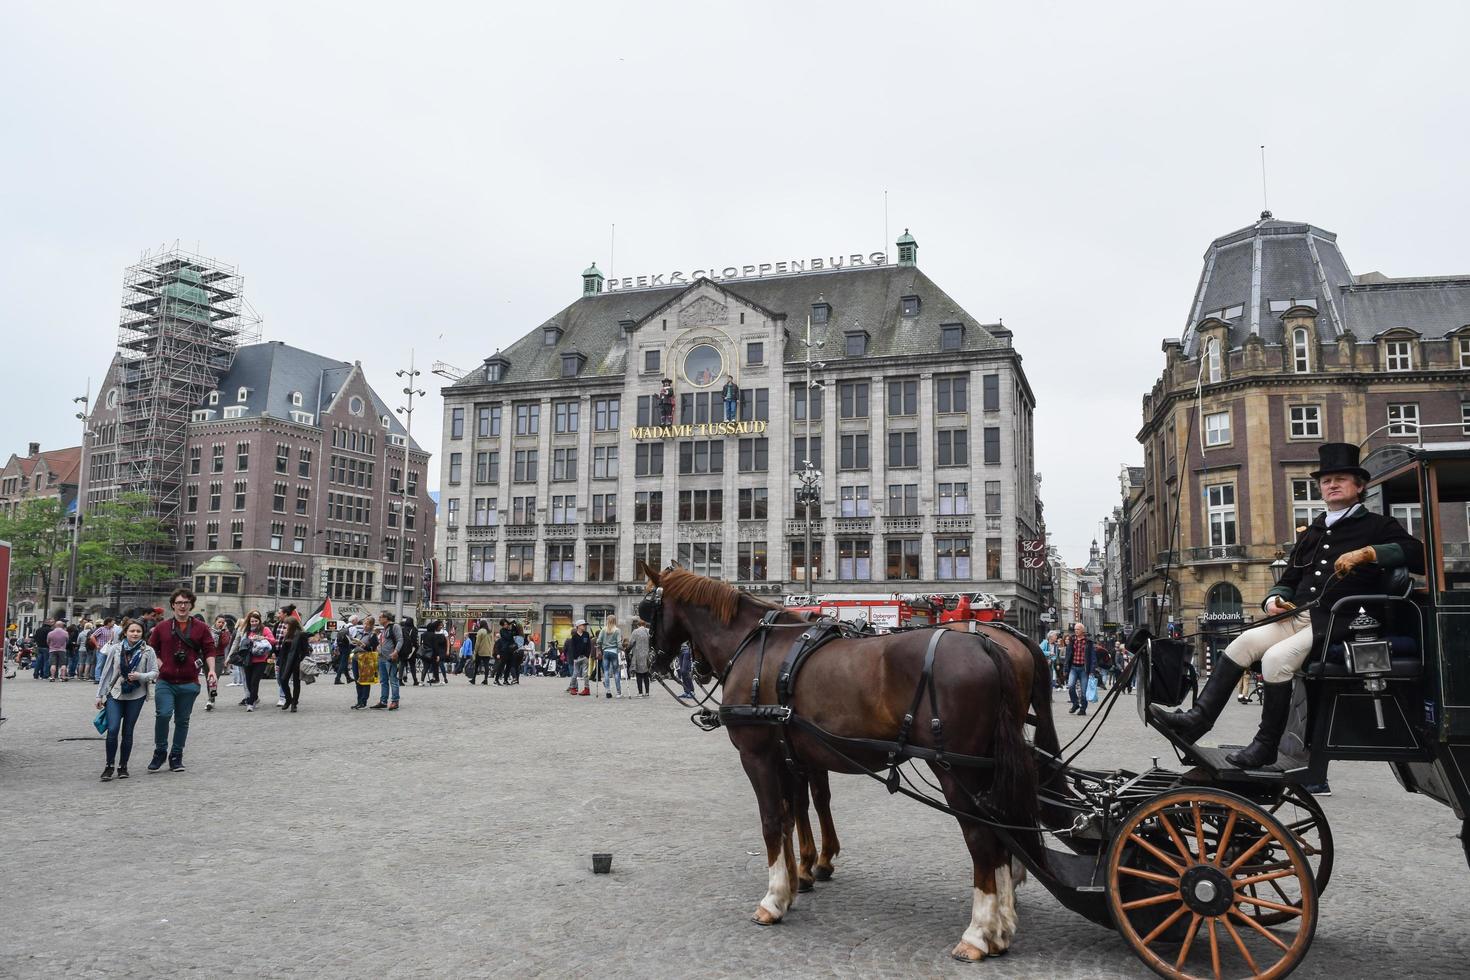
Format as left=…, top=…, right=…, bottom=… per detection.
left=1132, top=212, right=1470, bottom=662
left=435, top=232, right=1043, bottom=643
left=0, top=442, right=82, bottom=633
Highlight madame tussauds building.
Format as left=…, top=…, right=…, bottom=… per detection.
left=432, top=232, right=1044, bottom=645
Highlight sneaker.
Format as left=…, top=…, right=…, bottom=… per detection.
left=350, top=704, right=365, bottom=710
left=246, top=704, right=254, bottom=712
left=388, top=701, right=399, bottom=711
left=101, top=766, right=114, bottom=782
left=239, top=698, right=251, bottom=706
left=370, top=703, right=387, bottom=709
left=579, top=688, right=591, bottom=697
left=169, top=755, right=185, bottom=772
left=116, top=767, right=129, bottom=779
left=277, top=697, right=287, bottom=707
left=147, top=751, right=166, bottom=772
left=205, top=701, right=214, bottom=712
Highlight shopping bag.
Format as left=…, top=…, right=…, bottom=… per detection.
left=1085, top=675, right=1099, bottom=704
left=92, top=708, right=108, bottom=735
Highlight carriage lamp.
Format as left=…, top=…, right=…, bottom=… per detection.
left=1270, top=555, right=1288, bottom=584
left=1345, top=607, right=1393, bottom=731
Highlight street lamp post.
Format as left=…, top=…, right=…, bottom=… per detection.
left=393, top=351, right=425, bottom=624
left=799, top=316, right=824, bottom=597
left=64, top=387, right=90, bottom=621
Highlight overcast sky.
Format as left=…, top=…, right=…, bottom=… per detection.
left=4, top=1, right=1468, bottom=566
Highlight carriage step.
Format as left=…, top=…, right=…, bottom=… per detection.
left=1179, top=743, right=1310, bottom=781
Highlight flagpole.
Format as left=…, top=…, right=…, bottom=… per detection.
left=395, top=351, right=425, bottom=624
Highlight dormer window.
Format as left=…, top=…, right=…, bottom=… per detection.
left=619, top=317, right=637, bottom=335
left=543, top=325, right=563, bottom=346
left=941, top=324, right=964, bottom=352
left=561, top=352, right=586, bottom=377
left=237, top=387, right=248, bottom=403
left=290, top=391, right=303, bottom=407
left=811, top=302, right=831, bottom=325
left=192, top=409, right=214, bottom=422
left=1385, top=339, right=1413, bottom=372
left=483, top=354, right=509, bottom=382
left=381, top=414, right=391, bottom=428
left=900, top=295, right=920, bottom=317
left=844, top=330, right=869, bottom=357
left=208, top=390, right=219, bottom=406
left=1206, top=339, right=1222, bottom=383
left=1292, top=328, right=1311, bottom=373
left=223, top=406, right=246, bottom=419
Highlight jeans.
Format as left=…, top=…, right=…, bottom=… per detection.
left=1067, top=665, right=1088, bottom=711
left=33, top=649, right=48, bottom=678
left=230, top=664, right=245, bottom=686
left=79, top=649, right=96, bottom=678
left=679, top=667, right=695, bottom=698
left=104, top=696, right=145, bottom=766
left=68, top=651, right=80, bottom=676
left=154, top=681, right=201, bottom=756
left=334, top=648, right=354, bottom=682
left=601, top=651, right=621, bottom=695
left=379, top=657, right=400, bottom=703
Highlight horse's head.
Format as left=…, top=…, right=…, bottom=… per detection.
left=637, top=560, right=681, bottom=677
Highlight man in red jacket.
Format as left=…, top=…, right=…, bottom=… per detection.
left=146, top=588, right=217, bottom=773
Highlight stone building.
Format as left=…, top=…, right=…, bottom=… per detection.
left=1132, top=212, right=1470, bottom=662
left=435, top=232, right=1042, bottom=643
left=0, top=442, right=82, bottom=632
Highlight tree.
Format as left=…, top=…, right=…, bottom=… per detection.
left=76, top=492, right=173, bottom=604
left=0, top=497, right=68, bottom=614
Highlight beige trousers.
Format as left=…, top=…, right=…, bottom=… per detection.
left=1222, top=612, right=1313, bottom=684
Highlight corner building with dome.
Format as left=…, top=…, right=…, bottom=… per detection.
left=433, top=232, right=1041, bottom=643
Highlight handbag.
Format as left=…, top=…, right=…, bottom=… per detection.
left=92, top=707, right=108, bottom=735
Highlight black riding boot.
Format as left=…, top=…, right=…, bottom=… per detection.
left=1149, top=659, right=1244, bottom=743
left=1226, top=681, right=1292, bottom=769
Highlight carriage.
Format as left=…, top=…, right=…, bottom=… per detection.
left=641, top=441, right=1470, bottom=980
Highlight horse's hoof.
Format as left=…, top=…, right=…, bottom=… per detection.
left=797, top=877, right=815, bottom=893
left=751, top=907, right=781, bottom=926
left=813, top=865, right=834, bottom=881
left=950, top=941, right=985, bottom=962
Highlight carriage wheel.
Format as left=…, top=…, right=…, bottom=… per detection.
left=1243, top=787, right=1333, bottom=927
left=1106, top=788, right=1318, bottom=980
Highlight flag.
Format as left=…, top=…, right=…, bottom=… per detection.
left=303, top=596, right=334, bottom=635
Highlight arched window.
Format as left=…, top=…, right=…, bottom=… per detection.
left=290, top=391, right=303, bottom=407
left=1207, top=582, right=1242, bottom=616
left=207, top=390, right=219, bottom=406
left=1293, top=328, right=1310, bottom=373
left=237, top=386, right=249, bottom=403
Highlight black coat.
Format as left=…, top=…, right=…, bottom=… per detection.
left=1265, top=504, right=1425, bottom=647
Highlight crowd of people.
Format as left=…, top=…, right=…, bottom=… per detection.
left=1040, top=623, right=1134, bottom=717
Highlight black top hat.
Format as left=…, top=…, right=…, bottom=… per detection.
left=1310, top=442, right=1371, bottom=482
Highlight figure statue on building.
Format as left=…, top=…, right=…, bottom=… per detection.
left=658, top=378, right=675, bottom=425
left=722, top=375, right=739, bottom=421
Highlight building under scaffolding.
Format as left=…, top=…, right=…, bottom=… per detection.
left=114, top=249, right=259, bottom=595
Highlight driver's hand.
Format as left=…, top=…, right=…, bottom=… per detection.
left=1335, top=546, right=1377, bottom=576
left=1265, top=597, right=1294, bottom=616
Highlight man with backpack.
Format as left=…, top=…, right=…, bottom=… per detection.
left=333, top=618, right=357, bottom=684
left=371, top=610, right=403, bottom=710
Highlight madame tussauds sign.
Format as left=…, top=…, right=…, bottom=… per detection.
left=629, top=421, right=769, bottom=440
left=605, top=252, right=889, bottom=292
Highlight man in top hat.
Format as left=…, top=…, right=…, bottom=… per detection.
left=1153, top=442, right=1424, bottom=768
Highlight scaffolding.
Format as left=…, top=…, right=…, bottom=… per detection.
left=115, top=248, right=260, bottom=598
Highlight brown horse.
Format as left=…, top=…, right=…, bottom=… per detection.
left=640, top=564, right=1060, bottom=961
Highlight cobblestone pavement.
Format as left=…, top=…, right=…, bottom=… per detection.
left=2, top=671, right=1467, bottom=979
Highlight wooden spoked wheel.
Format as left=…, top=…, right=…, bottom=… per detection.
left=1244, top=787, right=1332, bottom=927
left=1106, top=788, right=1318, bottom=980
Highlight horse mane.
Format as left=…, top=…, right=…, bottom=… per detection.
left=658, top=568, right=779, bottom=625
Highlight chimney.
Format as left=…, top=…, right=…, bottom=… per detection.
left=28, top=441, right=40, bottom=457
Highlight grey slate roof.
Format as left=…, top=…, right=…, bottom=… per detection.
left=205, top=341, right=421, bottom=450
left=458, top=264, right=1007, bottom=387
left=1183, top=213, right=1470, bottom=354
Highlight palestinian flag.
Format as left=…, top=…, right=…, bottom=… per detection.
left=303, top=597, right=334, bottom=635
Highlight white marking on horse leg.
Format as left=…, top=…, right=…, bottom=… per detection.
left=759, top=853, right=793, bottom=919
left=1011, top=856, right=1028, bottom=887
left=995, top=864, right=1018, bottom=948
left=960, top=884, right=1000, bottom=955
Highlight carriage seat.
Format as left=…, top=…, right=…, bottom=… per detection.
left=1304, top=567, right=1421, bottom=679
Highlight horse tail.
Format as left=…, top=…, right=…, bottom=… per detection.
left=981, top=634, right=1042, bottom=865
left=1020, top=633, right=1075, bottom=832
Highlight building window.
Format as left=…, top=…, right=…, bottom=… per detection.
left=939, top=482, right=971, bottom=515
left=635, top=443, right=664, bottom=476
left=189, top=447, right=201, bottom=475
left=550, top=495, right=576, bottom=524
left=982, top=375, right=1000, bottom=412
left=680, top=391, right=718, bottom=424
left=839, top=434, right=868, bottom=470
left=292, top=525, right=306, bottom=553
left=936, top=429, right=968, bottom=466
left=449, top=452, right=463, bottom=484
left=839, top=485, right=871, bottom=517
left=592, top=397, right=620, bottom=431
left=295, top=486, right=309, bottom=515
left=829, top=538, right=866, bottom=580
left=513, top=449, right=538, bottom=482
left=467, top=545, right=493, bottom=583
left=738, top=487, right=767, bottom=520
left=676, top=441, right=722, bottom=475
left=512, top=496, right=536, bottom=525
left=1293, top=328, right=1311, bottom=373
left=1204, top=410, right=1231, bottom=447
left=1206, top=339, right=1222, bottom=383
left=941, top=325, right=963, bottom=352
left=1205, top=483, right=1237, bottom=547
left=644, top=349, right=661, bottom=373
left=811, top=302, right=830, bottom=325
left=936, top=537, right=972, bottom=580
left=554, top=400, right=579, bottom=433
left=561, top=354, right=584, bottom=378
left=794, top=485, right=822, bottom=519
left=1460, top=337, right=1470, bottom=369
left=985, top=538, right=1002, bottom=579
left=1384, top=340, right=1413, bottom=372
left=678, top=489, right=723, bottom=522
left=183, top=523, right=195, bottom=550
left=900, top=295, right=921, bottom=317
left=586, top=543, right=617, bottom=582
left=207, top=390, right=219, bottom=406
left=208, top=482, right=222, bottom=512
left=738, top=437, right=769, bottom=472
left=887, top=431, right=918, bottom=468
left=844, top=331, right=867, bottom=357
left=211, top=444, right=224, bottom=473
left=450, top=407, right=464, bottom=438
left=230, top=520, right=244, bottom=549
left=1390, top=503, right=1422, bottom=537
left=592, top=446, right=618, bottom=479
left=677, top=542, right=723, bottom=578
left=634, top=542, right=662, bottom=573
left=506, top=544, right=534, bottom=583
left=475, top=451, right=499, bottom=483
left=186, top=485, right=198, bottom=513
left=887, top=379, right=917, bottom=417
left=788, top=540, right=819, bottom=581
left=552, top=448, right=578, bottom=482
left=793, top=436, right=821, bottom=472
left=936, top=375, right=968, bottom=414
left=515, top=403, right=540, bottom=435
left=792, top=384, right=823, bottom=421
left=233, top=480, right=247, bottom=510
left=206, top=522, right=219, bottom=550
left=984, top=480, right=1001, bottom=516
left=737, top=541, right=768, bottom=581
left=237, top=386, right=248, bottom=403
left=1462, top=401, right=1470, bottom=437
left=839, top=381, right=869, bottom=419
left=270, top=521, right=284, bottom=551
left=1387, top=402, right=1419, bottom=436
left=477, top=404, right=502, bottom=437
left=1290, top=479, right=1325, bottom=526
left=1288, top=405, right=1321, bottom=439
left=747, top=342, right=764, bottom=365
left=983, top=427, right=1001, bottom=464
left=590, top=493, right=616, bottom=523
left=887, top=483, right=919, bottom=516
left=737, top=388, right=769, bottom=422
left=885, top=539, right=920, bottom=580
left=635, top=491, right=664, bottom=522
left=275, top=443, right=289, bottom=474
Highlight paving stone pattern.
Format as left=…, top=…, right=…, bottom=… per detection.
left=1, top=673, right=1467, bottom=978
